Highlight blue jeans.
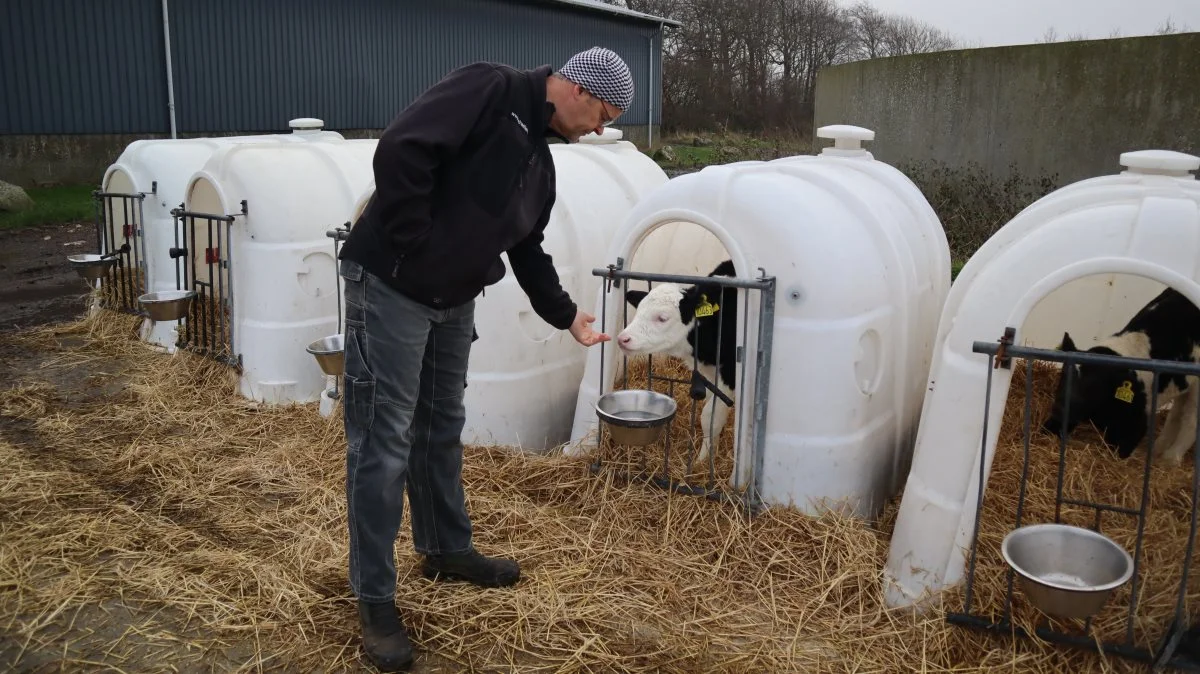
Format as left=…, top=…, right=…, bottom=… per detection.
left=341, top=259, right=475, bottom=602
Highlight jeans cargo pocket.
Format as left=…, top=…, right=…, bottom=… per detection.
left=343, top=322, right=376, bottom=382
left=342, top=323, right=377, bottom=431
left=342, top=372, right=376, bottom=431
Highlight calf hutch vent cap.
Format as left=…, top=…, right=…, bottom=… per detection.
left=289, top=118, right=326, bottom=133
left=817, top=125, right=876, bottom=157
left=1119, top=149, right=1200, bottom=177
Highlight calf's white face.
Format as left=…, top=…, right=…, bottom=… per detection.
left=616, top=284, right=693, bottom=357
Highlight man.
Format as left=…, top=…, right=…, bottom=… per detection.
left=336, top=46, right=634, bottom=671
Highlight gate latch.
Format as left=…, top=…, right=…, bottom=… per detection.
left=994, top=326, right=1016, bottom=370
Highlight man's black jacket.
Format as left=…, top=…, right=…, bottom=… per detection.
left=339, top=62, right=577, bottom=330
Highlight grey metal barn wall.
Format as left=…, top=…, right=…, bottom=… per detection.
left=169, top=0, right=663, bottom=132
left=1, top=0, right=168, bottom=134
left=1, top=0, right=664, bottom=185
left=0, top=0, right=663, bottom=135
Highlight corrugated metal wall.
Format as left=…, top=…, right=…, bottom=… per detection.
left=1, top=0, right=168, bottom=134
left=1, top=0, right=664, bottom=135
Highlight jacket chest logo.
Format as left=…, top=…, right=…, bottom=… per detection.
left=510, top=112, right=528, bottom=134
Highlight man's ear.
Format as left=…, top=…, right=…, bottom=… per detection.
left=625, top=290, right=647, bottom=308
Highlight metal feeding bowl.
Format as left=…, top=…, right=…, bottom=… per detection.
left=595, top=389, right=677, bottom=446
left=67, top=253, right=117, bottom=281
left=138, top=290, right=197, bottom=322
left=1001, top=523, right=1135, bottom=620
left=306, top=334, right=345, bottom=376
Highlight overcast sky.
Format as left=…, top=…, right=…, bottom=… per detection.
left=864, top=0, right=1200, bottom=47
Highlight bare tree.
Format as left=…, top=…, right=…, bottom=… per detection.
left=844, top=2, right=958, bottom=59
left=1156, top=16, right=1191, bottom=34
left=600, top=0, right=962, bottom=135
left=883, top=15, right=957, bottom=55
left=1037, top=26, right=1059, bottom=43
left=847, top=1, right=890, bottom=60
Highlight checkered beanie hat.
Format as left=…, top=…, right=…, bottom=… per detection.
left=559, top=47, right=634, bottom=112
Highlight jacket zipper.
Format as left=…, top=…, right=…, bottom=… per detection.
left=518, top=150, right=534, bottom=190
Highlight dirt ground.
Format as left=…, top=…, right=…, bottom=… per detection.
left=0, top=221, right=95, bottom=335
left=0, top=222, right=458, bottom=672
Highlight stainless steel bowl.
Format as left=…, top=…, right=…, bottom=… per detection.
left=67, top=253, right=117, bottom=281
left=1001, top=523, right=1134, bottom=620
left=596, top=389, right=677, bottom=446
left=306, top=334, right=345, bottom=376
left=138, top=290, right=196, bottom=322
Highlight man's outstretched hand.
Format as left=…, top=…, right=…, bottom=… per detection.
left=568, top=310, right=610, bottom=347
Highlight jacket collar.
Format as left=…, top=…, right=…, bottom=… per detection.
left=529, top=65, right=568, bottom=143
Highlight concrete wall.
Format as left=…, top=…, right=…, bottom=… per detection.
left=813, top=33, right=1200, bottom=188
left=0, top=124, right=660, bottom=189
left=0, top=130, right=380, bottom=188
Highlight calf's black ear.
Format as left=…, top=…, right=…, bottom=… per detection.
left=625, top=290, right=648, bottom=308
left=1060, top=331, right=1077, bottom=352
left=678, top=286, right=703, bottom=320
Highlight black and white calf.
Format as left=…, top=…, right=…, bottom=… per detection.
left=1042, top=286, right=1200, bottom=465
left=618, top=260, right=738, bottom=465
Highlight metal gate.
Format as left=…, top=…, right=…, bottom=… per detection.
left=92, top=190, right=148, bottom=313
left=169, top=204, right=242, bottom=369
left=322, top=222, right=350, bottom=401
left=949, top=330, right=1200, bottom=671
left=588, top=258, right=777, bottom=514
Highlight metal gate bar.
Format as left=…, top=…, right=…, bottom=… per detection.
left=324, top=223, right=350, bottom=400
left=948, top=333, right=1200, bottom=671
left=589, top=260, right=776, bottom=513
left=92, top=191, right=147, bottom=314
left=170, top=207, right=240, bottom=369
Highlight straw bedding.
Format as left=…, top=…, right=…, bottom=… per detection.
left=94, top=260, right=144, bottom=297
left=1, top=311, right=1196, bottom=672
left=955, top=358, right=1200, bottom=659
left=177, top=292, right=235, bottom=359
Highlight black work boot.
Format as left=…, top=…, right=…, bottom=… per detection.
left=421, top=548, right=521, bottom=588
left=357, top=599, right=413, bottom=672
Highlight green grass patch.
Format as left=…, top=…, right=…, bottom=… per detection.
left=665, top=145, right=720, bottom=166
left=951, top=259, right=965, bottom=281
left=0, top=184, right=98, bottom=230
left=648, top=131, right=813, bottom=171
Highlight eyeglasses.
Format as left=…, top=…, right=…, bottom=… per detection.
left=599, top=101, right=615, bottom=126
left=583, top=88, right=616, bottom=126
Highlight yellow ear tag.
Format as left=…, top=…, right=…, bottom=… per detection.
left=1114, top=381, right=1135, bottom=403
left=694, top=293, right=719, bottom=318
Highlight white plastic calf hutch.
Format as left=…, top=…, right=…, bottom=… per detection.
left=98, top=119, right=343, bottom=348
left=567, top=125, right=953, bottom=517
left=179, top=137, right=379, bottom=404
left=448, top=128, right=672, bottom=450
left=884, top=149, right=1200, bottom=610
